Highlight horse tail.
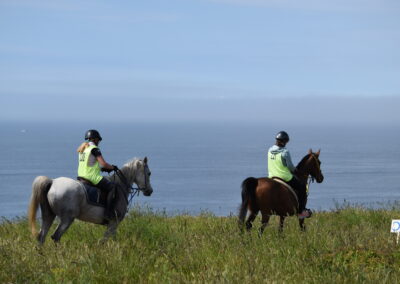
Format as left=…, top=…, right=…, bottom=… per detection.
left=28, top=176, right=52, bottom=237
left=238, top=177, right=258, bottom=226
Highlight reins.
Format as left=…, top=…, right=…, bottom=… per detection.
left=112, top=164, right=149, bottom=208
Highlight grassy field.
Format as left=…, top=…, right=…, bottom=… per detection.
left=1, top=205, right=400, bottom=283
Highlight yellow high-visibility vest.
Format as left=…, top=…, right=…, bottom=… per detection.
left=78, top=145, right=102, bottom=185
left=268, top=151, right=293, bottom=182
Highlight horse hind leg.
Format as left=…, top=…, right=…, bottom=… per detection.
left=51, top=216, right=75, bottom=243
left=258, top=212, right=270, bottom=236
left=37, top=209, right=56, bottom=244
left=245, top=210, right=259, bottom=231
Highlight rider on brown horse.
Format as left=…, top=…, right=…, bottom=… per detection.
left=267, top=131, right=311, bottom=219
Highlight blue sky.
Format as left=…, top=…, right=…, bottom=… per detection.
left=0, top=0, right=399, bottom=124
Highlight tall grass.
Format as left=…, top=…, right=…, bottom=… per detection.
left=1, top=206, right=400, bottom=283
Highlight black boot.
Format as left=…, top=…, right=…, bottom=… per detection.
left=104, top=189, right=115, bottom=221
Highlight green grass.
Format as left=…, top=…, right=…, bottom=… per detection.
left=1, top=206, right=400, bottom=283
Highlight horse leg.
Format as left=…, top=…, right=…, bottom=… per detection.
left=37, top=209, right=56, bottom=244
left=245, top=210, right=258, bottom=231
left=51, top=216, right=75, bottom=243
left=258, top=212, right=270, bottom=236
left=102, top=220, right=119, bottom=242
left=299, top=218, right=306, bottom=232
left=279, top=216, right=286, bottom=233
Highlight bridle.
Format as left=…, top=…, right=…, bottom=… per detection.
left=112, top=162, right=150, bottom=205
left=306, top=153, right=322, bottom=187
left=296, top=153, right=322, bottom=189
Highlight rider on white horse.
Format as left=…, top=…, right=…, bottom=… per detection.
left=267, top=131, right=311, bottom=219
left=77, top=129, right=118, bottom=221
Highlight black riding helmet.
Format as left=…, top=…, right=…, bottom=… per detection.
left=275, top=131, right=289, bottom=142
left=85, top=129, right=102, bottom=141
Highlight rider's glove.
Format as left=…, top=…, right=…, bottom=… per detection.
left=101, top=167, right=113, bottom=173
left=112, top=165, right=119, bottom=171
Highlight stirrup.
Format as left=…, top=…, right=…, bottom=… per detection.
left=298, top=208, right=312, bottom=219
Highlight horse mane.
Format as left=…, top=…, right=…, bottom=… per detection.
left=296, top=153, right=311, bottom=169
left=119, top=158, right=142, bottom=184
left=123, top=158, right=140, bottom=168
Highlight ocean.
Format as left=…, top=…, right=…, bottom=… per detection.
left=1, top=121, right=400, bottom=219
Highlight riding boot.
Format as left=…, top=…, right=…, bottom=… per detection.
left=297, top=189, right=307, bottom=212
left=104, top=188, right=116, bottom=221
left=288, top=177, right=308, bottom=212
left=296, top=184, right=312, bottom=218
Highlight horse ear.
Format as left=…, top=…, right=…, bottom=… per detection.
left=144, top=156, right=148, bottom=164
left=316, top=149, right=320, bottom=156
left=308, top=149, right=312, bottom=154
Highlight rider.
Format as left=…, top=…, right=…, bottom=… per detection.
left=77, top=129, right=118, bottom=221
left=267, top=131, right=311, bottom=219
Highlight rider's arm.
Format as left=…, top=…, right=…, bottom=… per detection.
left=282, top=150, right=296, bottom=173
left=96, top=155, right=114, bottom=170
left=92, top=148, right=114, bottom=170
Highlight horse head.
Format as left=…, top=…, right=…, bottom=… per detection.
left=307, top=149, right=324, bottom=183
left=134, top=157, right=153, bottom=196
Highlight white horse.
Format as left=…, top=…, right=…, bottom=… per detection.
left=28, top=157, right=153, bottom=244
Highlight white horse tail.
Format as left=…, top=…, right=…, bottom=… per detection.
left=28, top=176, right=53, bottom=237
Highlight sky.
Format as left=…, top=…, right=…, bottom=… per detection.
left=0, top=0, right=399, bottom=124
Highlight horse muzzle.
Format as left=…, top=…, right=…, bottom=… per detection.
left=143, top=187, right=153, bottom=196
left=316, top=174, right=324, bottom=183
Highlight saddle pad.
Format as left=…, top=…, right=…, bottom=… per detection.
left=80, top=182, right=106, bottom=207
left=271, top=177, right=299, bottom=207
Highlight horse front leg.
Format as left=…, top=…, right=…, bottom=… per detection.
left=259, top=212, right=270, bottom=236
left=299, top=218, right=306, bottom=232
left=279, top=216, right=286, bottom=233
left=102, top=220, right=119, bottom=242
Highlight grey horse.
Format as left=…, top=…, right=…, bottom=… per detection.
left=28, top=157, right=153, bottom=244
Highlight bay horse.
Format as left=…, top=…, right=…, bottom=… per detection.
left=28, top=157, right=153, bottom=244
left=238, top=149, right=324, bottom=233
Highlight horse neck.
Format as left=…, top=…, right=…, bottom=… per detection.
left=110, top=162, right=138, bottom=187
left=296, top=155, right=313, bottom=183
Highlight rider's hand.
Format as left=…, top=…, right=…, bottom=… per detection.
left=112, top=165, right=119, bottom=171
left=101, top=167, right=112, bottom=173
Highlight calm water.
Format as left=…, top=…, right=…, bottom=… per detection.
left=1, top=122, right=400, bottom=219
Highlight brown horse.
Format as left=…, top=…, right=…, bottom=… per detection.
left=238, top=149, right=324, bottom=234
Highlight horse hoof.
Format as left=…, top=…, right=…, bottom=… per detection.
left=245, top=222, right=253, bottom=231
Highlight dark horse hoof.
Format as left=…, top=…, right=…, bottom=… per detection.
left=245, top=222, right=252, bottom=231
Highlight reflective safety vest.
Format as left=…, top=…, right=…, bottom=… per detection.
left=78, top=145, right=102, bottom=185
left=268, top=151, right=293, bottom=182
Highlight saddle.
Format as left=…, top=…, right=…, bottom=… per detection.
left=77, top=177, right=108, bottom=207
left=271, top=177, right=299, bottom=207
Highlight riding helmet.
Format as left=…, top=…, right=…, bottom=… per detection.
left=85, top=129, right=102, bottom=141
left=275, top=131, right=289, bottom=142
